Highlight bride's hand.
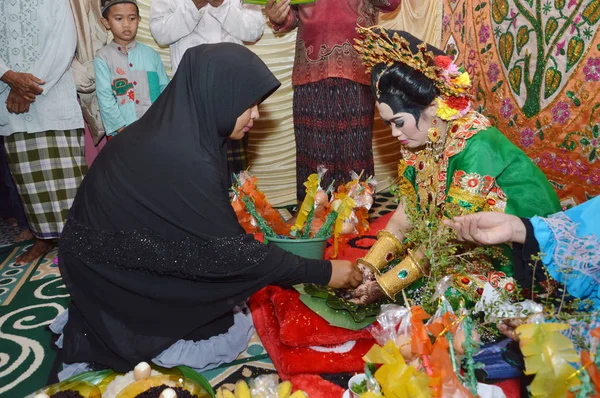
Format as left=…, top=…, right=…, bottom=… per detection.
left=347, top=265, right=384, bottom=305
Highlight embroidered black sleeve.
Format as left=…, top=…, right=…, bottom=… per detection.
left=60, top=218, right=268, bottom=279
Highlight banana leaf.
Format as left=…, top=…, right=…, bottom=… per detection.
left=296, top=284, right=381, bottom=331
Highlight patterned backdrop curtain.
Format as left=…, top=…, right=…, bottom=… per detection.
left=72, top=0, right=442, bottom=206
left=441, top=0, right=600, bottom=206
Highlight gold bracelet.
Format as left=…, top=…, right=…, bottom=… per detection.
left=357, top=230, right=407, bottom=274
left=375, top=251, right=426, bottom=299
left=406, top=249, right=429, bottom=277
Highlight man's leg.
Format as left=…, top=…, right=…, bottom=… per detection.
left=4, top=129, right=87, bottom=264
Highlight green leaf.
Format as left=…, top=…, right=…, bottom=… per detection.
left=509, top=66, right=522, bottom=95
left=476, top=4, right=480, bottom=11
left=545, top=17, right=558, bottom=45
left=573, top=98, right=581, bottom=107
left=536, top=119, right=542, bottom=130
left=590, top=149, right=597, bottom=162
left=517, top=26, right=529, bottom=54
left=538, top=129, right=544, bottom=140
left=497, top=80, right=503, bottom=86
left=302, top=283, right=331, bottom=299
left=580, top=138, right=591, bottom=146
left=492, top=0, right=509, bottom=23
left=583, top=0, right=600, bottom=24
left=481, top=2, right=487, bottom=7
left=491, top=85, right=498, bottom=92
left=508, top=120, right=514, bottom=127
left=499, top=32, right=515, bottom=68
left=566, top=37, right=585, bottom=71
left=296, top=284, right=378, bottom=330
left=544, top=67, right=562, bottom=99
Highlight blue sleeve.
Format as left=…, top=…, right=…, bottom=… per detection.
left=94, top=57, right=127, bottom=136
left=531, top=197, right=600, bottom=309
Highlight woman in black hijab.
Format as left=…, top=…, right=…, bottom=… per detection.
left=54, top=43, right=362, bottom=374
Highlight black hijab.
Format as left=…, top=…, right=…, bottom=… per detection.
left=72, top=43, right=281, bottom=240
left=58, top=45, right=327, bottom=372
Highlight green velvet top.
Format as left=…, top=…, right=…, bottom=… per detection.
left=397, top=111, right=561, bottom=278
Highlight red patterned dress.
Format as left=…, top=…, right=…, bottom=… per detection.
left=272, top=0, right=400, bottom=202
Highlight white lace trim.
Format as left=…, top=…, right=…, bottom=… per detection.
left=542, top=213, right=600, bottom=283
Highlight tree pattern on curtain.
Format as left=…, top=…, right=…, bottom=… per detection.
left=442, top=0, right=600, bottom=206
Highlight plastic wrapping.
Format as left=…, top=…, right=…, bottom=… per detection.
left=249, top=374, right=281, bottom=398
left=369, top=304, right=414, bottom=360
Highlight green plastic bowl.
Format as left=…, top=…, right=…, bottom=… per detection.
left=268, top=236, right=329, bottom=260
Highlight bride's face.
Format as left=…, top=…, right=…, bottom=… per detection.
left=377, top=102, right=431, bottom=149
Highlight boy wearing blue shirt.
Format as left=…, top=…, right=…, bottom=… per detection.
left=96, top=0, right=170, bottom=137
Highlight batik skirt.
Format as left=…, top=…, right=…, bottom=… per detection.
left=293, top=78, right=375, bottom=202
left=4, top=129, right=87, bottom=239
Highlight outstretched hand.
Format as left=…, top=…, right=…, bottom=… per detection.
left=329, top=260, right=363, bottom=289
left=443, top=212, right=527, bottom=246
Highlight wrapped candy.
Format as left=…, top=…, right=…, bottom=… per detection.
left=362, top=340, right=431, bottom=398
left=369, top=304, right=414, bottom=361
left=231, top=171, right=289, bottom=236
left=517, top=319, right=581, bottom=398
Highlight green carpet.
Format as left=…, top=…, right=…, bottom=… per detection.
left=0, top=244, right=66, bottom=398
left=0, top=243, right=276, bottom=398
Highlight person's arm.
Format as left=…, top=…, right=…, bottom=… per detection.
left=368, top=0, right=401, bottom=13
left=94, top=57, right=126, bottom=136
left=265, top=244, right=361, bottom=289
left=155, top=54, right=171, bottom=93
left=150, top=0, right=207, bottom=46
left=28, top=0, right=77, bottom=95
left=529, top=199, right=600, bottom=304
left=208, top=0, right=265, bottom=42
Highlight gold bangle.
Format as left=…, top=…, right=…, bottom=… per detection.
left=357, top=230, right=406, bottom=275
left=375, top=250, right=427, bottom=299
left=407, top=249, right=429, bottom=277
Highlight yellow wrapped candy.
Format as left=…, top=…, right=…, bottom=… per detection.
left=362, top=341, right=431, bottom=398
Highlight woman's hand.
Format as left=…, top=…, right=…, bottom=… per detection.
left=265, top=0, right=290, bottom=25
left=347, top=265, right=383, bottom=305
left=497, top=318, right=524, bottom=341
left=329, top=260, right=363, bottom=289
left=443, top=212, right=527, bottom=245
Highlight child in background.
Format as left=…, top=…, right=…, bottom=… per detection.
left=96, top=0, right=170, bottom=138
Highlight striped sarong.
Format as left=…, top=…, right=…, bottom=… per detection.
left=4, top=129, right=87, bottom=239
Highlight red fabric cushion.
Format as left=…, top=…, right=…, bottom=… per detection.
left=272, top=287, right=372, bottom=347
left=249, top=286, right=373, bottom=377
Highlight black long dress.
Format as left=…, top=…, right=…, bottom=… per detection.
left=58, top=43, right=332, bottom=372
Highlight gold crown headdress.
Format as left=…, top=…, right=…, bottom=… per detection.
left=354, top=26, right=471, bottom=98
left=354, top=26, right=473, bottom=120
